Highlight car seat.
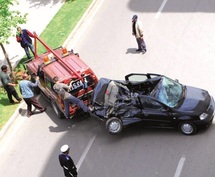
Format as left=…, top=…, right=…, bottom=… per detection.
left=104, top=81, right=119, bottom=106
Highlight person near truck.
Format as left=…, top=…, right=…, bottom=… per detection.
left=19, top=73, right=46, bottom=117
left=16, top=27, right=35, bottom=59
left=53, top=76, right=90, bottom=119
left=0, top=65, right=22, bottom=104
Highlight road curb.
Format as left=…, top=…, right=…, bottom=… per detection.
left=0, top=0, right=102, bottom=141
left=0, top=102, right=25, bottom=141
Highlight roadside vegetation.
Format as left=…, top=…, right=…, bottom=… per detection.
left=0, top=0, right=93, bottom=130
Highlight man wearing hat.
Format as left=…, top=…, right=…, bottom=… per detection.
left=59, top=144, right=78, bottom=177
left=132, top=15, right=147, bottom=53
left=19, top=73, right=46, bottom=117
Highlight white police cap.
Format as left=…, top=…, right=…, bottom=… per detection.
left=60, top=144, right=69, bottom=152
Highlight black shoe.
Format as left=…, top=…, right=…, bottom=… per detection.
left=40, top=108, right=46, bottom=113
left=27, top=112, right=34, bottom=118
left=10, top=100, right=15, bottom=104
left=142, top=49, right=146, bottom=54
left=17, top=98, right=22, bottom=102
left=136, top=49, right=143, bottom=52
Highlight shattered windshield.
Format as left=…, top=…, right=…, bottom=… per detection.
left=155, top=77, right=183, bottom=108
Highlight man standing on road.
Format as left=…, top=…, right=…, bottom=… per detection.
left=59, top=144, right=78, bottom=177
left=0, top=65, right=22, bottom=104
left=132, top=15, right=147, bottom=53
left=53, top=76, right=90, bottom=119
left=16, top=27, right=35, bottom=59
left=19, top=73, right=46, bottom=117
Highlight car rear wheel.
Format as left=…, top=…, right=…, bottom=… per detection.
left=51, top=100, right=65, bottom=119
left=106, top=117, right=123, bottom=135
left=179, top=122, right=197, bottom=135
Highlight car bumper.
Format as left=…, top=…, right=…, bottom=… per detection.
left=195, top=96, right=215, bottom=127
left=89, top=112, right=106, bottom=123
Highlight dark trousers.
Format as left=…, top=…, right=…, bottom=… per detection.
left=4, top=86, right=21, bottom=103
left=136, top=37, right=147, bottom=51
left=23, top=42, right=35, bottom=59
left=64, top=95, right=88, bottom=117
left=23, top=97, right=44, bottom=115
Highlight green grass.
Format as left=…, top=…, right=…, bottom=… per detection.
left=0, top=0, right=93, bottom=130
left=0, top=85, right=21, bottom=129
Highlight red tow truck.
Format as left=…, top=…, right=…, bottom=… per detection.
left=24, top=32, right=98, bottom=118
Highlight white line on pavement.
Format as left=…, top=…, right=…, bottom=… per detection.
left=174, top=155, right=186, bottom=177
left=154, top=0, right=168, bottom=19
left=76, top=135, right=96, bottom=171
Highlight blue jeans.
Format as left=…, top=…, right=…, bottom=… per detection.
left=136, top=37, right=146, bottom=51
left=64, top=95, right=88, bottom=117
left=24, top=42, right=35, bottom=59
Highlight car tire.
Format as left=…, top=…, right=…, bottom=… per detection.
left=51, top=100, right=65, bottom=119
left=179, top=122, right=197, bottom=135
left=106, top=117, right=123, bottom=135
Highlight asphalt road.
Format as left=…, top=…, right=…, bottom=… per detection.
left=1, top=0, right=215, bottom=177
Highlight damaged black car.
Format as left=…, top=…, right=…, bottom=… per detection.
left=90, top=73, right=215, bottom=135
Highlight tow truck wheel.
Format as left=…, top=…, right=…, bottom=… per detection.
left=51, top=100, right=65, bottom=119
left=106, top=117, right=123, bottom=135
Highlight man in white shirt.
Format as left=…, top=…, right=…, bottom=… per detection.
left=132, top=15, right=147, bottom=53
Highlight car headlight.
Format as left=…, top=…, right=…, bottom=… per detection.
left=199, top=113, right=208, bottom=120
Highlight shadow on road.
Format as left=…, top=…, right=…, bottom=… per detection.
left=128, top=0, right=215, bottom=13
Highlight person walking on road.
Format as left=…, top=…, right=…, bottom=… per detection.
left=19, top=73, right=46, bottom=117
left=59, top=144, right=78, bottom=177
left=16, top=27, right=35, bottom=59
left=132, top=15, right=147, bottom=53
left=53, top=76, right=90, bottom=119
left=0, top=65, right=22, bottom=104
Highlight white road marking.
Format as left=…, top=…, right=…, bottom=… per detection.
left=76, top=135, right=96, bottom=171
left=174, top=155, right=186, bottom=177
left=154, top=0, right=168, bottom=19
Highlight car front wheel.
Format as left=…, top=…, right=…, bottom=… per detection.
left=179, top=122, right=197, bottom=135
left=106, top=117, right=123, bottom=135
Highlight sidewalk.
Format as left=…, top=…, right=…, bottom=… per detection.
left=0, top=0, right=64, bottom=68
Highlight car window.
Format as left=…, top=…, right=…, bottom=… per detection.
left=127, top=75, right=148, bottom=82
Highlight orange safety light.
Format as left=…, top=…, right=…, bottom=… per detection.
left=62, top=48, right=69, bottom=55
left=44, top=56, right=50, bottom=64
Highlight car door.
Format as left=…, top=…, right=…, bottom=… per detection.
left=138, top=96, right=174, bottom=127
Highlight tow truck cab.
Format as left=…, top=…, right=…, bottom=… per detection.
left=24, top=33, right=98, bottom=118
